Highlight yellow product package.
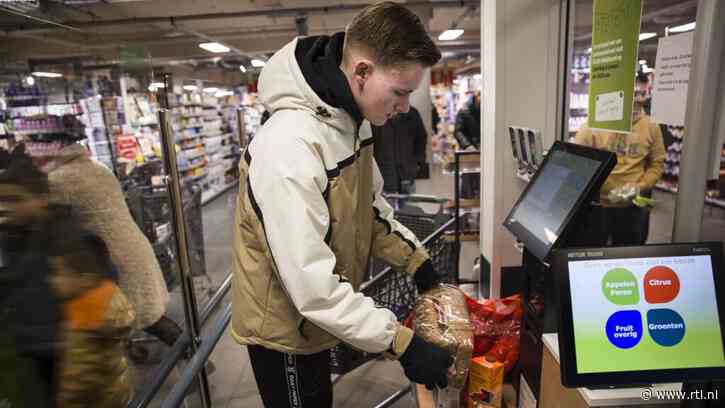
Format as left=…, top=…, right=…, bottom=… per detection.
left=468, top=356, right=503, bottom=408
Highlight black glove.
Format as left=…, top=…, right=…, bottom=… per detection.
left=398, top=333, right=453, bottom=390
left=414, top=259, right=442, bottom=293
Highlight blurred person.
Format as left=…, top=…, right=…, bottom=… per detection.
left=0, top=148, right=135, bottom=407
left=232, top=3, right=452, bottom=406
left=574, top=73, right=665, bottom=246
left=24, top=137, right=181, bottom=350
left=372, top=106, right=428, bottom=194
left=0, top=147, right=61, bottom=407
left=454, top=90, right=481, bottom=150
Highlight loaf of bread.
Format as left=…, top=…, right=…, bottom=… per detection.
left=413, top=284, right=474, bottom=389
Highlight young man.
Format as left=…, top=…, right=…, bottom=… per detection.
left=232, top=3, right=452, bottom=406
left=372, top=106, right=428, bottom=194
left=574, top=73, right=665, bottom=246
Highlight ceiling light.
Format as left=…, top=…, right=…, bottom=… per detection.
left=438, top=29, right=464, bottom=41
left=203, top=87, right=219, bottom=93
left=639, top=32, right=657, bottom=41
left=639, top=59, right=647, bottom=65
left=239, top=65, right=247, bottom=73
left=25, top=75, right=35, bottom=86
left=473, top=74, right=482, bottom=80
left=215, top=90, right=233, bottom=98
left=199, top=42, right=230, bottom=53
left=183, top=85, right=198, bottom=91
left=32, top=71, right=62, bottom=78
left=586, top=47, right=592, bottom=54
left=669, top=22, right=696, bottom=33
left=251, top=59, right=266, bottom=68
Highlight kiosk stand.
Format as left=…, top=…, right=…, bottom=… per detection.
left=502, top=141, right=616, bottom=403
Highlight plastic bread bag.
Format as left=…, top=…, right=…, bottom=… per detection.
left=413, top=284, right=474, bottom=390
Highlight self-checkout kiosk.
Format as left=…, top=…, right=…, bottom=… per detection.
left=503, top=141, right=725, bottom=407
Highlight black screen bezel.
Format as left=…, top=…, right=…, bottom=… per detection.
left=553, top=242, right=725, bottom=388
left=503, top=141, right=616, bottom=262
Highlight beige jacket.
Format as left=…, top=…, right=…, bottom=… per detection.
left=46, top=145, right=169, bottom=329
left=575, top=115, right=666, bottom=207
left=231, top=38, right=429, bottom=355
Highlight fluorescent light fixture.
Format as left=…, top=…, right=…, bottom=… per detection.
left=183, top=85, right=198, bottom=91
left=639, top=59, right=647, bottom=65
left=438, top=29, right=464, bottom=41
left=473, top=73, right=482, bottom=80
left=215, top=90, right=233, bottom=98
left=251, top=59, right=266, bottom=68
left=203, top=87, right=219, bottom=93
left=670, top=22, right=695, bottom=33
left=642, top=66, right=654, bottom=73
left=586, top=47, right=592, bottom=54
left=198, top=42, right=230, bottom=53
left=639, top=32, right=657, bottom=41
left=239, top=65, right=247, bottom=73
left=32, top=71, right=62, bottom=78
left=150, top=82, right=165, bottom=89
left=25, top=75, right=35, bottom=86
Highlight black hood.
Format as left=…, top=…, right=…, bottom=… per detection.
left=295, top=32, right=364, bottom=127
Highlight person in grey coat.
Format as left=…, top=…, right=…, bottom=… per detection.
left=27, top=142, right=180, bottom=346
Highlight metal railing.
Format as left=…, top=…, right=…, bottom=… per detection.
left=127, top=271, right=232, bottom=408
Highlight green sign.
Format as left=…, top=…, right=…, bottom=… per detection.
left=588, top=0, right=643, bottom=133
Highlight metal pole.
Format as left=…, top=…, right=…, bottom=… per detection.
left=454, top=151, right=461, bottom=283
left=158, top=109, right=212, bottom=408
left=556, top=0, right=575, bottom=142
left=673, top=0, right=725, bottom=243
left=236, top=107, right=246, bottom=147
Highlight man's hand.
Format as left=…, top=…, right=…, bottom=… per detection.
left=414, top=259, right=442, bottom=293
left=398, top=333, right=453, bottom=389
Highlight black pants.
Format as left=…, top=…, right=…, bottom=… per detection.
left=575, top=205, right=650, bottom=247
left=248, top=345, right=332, bottom=408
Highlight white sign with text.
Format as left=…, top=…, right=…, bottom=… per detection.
left=651, top=32, right=694, bottom=126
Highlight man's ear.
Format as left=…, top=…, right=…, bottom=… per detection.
left=353, top=60, right=374, bottom=89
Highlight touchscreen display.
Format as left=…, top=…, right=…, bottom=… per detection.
left=568, top=255, right=725, bottom=374
left=508, top=149, right=600, bottom=247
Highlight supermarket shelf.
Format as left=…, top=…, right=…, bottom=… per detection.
left=178, top=161, right=206, bottom=173
left=176, top=134, right=202, bottom=142
left=201, top=180, right=239, bottom=206
left=11, top=129, right=66, bottom=136
left=181, top=143, right=205, bottom=151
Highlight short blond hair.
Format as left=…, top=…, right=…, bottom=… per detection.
left=344, top=2, right=441, bottom=68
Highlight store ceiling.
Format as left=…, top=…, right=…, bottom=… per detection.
left=0, top=0, right=481, bottom=75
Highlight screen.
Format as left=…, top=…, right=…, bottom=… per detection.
left=509, top=150, right=600, bottom=249
left=568, top=255, right=725, bottom=374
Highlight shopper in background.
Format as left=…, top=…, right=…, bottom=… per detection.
left=454, top=90, right=481, bottom=150
left=0, top=148, right=135, bottom=407
left=24, top=138, right=181, bottom=349
left=372, top=106, right=428, bottom=194
left=575, top=73, right=665, bottom=246
left=232, top=3, right=451, bottom=407
left=0, top=147, right=61, bottom=407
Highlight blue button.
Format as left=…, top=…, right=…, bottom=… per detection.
left=647, top=309, right=686, bottom=347
left=605, top=310, right=643, bottom=349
